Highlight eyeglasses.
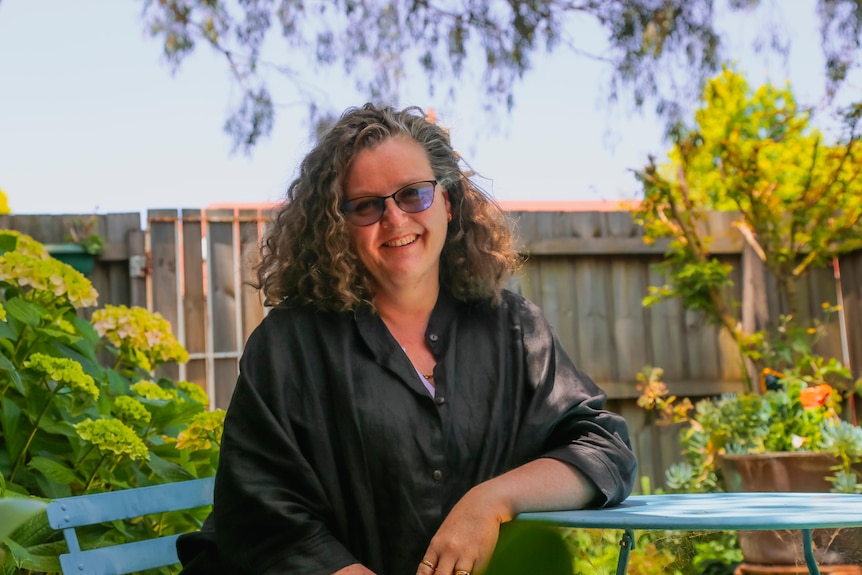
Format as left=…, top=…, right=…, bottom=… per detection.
left=341, top=180, right=438, bottom=226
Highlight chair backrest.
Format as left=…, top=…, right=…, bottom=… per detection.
left=46, top=477, right=214, bottom=575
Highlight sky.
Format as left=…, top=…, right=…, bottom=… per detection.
left=0, top=1, right=859, bottom=222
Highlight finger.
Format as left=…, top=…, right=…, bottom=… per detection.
left=416, top=557, right=437, bottom=575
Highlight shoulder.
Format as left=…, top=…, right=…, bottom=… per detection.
left=499, top=289, right=546, bottom=321
left=246, top=300, right=352, bottom=349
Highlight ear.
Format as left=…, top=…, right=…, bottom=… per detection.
left=442, top=189, right=452, bottom=219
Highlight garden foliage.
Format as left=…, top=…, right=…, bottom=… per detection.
left=0, top=230, right=223, bottom=574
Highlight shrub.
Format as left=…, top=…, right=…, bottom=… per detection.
left=0, top=230, right=223, bottom=574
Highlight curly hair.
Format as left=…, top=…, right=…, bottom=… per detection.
left=256, top=103, right=521, bottom=311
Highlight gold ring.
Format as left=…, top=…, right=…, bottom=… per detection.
left=421, top=559, right=436, bottom=570
left=455, top=571, right=471, bottom=575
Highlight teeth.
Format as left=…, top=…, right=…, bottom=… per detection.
left=385, top=235, right=418, bottom=247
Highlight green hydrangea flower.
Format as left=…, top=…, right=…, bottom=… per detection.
left=131, top=380, right=178, bottom=401
left=112, top=395, right=152, bottom=425
left=92, top=305, right=189, bottom=371
left=0, top=250, right=99, bottom=308
left=176, top=409, right=226, bottom=451
left=177, top=380, right=209, bottom=405
left=0, top=230, right=49, bottom=259
left=75, top=418, right=150, bottom=461
left=24, top=353, right=99, bottom=399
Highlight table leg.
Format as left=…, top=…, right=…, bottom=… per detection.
left=615, top=529, right=635, bottom=575
left=801, top=528, right=821, bottom=575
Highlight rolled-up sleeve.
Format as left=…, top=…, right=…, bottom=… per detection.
left=516, top=296, right=638, bottom=507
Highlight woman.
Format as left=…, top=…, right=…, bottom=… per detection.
left=178, top=104, right=637, bottom=575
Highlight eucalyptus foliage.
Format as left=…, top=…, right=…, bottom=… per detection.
left=0, top=230, right=223, bottom=574
left=139, top=0, right=862, bottom=151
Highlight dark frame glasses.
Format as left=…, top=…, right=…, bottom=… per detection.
left=341, top=180, right=438, bottom=226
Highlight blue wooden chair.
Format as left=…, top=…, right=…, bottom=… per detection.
left=46, top=477, right=214, bottom=575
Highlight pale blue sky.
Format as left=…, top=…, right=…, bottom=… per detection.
left=0, top=1, right=857, bottom=219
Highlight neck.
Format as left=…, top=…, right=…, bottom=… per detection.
left=372, top=282, right=440, bottom=330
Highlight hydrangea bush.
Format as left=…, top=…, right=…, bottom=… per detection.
left=0, top=230, right=224, bottom=574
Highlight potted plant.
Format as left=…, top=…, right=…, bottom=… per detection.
left=44, top=215, right=106, bottom=277
left=640, top=355, right=862, bottom=566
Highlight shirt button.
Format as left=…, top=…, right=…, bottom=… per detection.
left=433, top=469, right=443, bottom=482
left=434, top=396, right=445, bottom=405
left=428, top=333, right=439, bottom=342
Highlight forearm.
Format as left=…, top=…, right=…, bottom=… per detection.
left=471, top=457, right=598, bottom=523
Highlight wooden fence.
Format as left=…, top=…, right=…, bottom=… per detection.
left=4, top=209, right=861, bottom=490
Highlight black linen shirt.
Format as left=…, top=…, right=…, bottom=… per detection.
left=185, top=289, right=637, bottom=575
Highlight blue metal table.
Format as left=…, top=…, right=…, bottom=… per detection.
left=516, top=493, right=862, bottom=575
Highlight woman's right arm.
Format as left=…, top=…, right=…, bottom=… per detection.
left=212, top=322, right=363, bottom=575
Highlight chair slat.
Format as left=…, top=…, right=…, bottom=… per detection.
left=58, top=535, right=182, bottom=575
left=47, top=478, right=214, bottom=529
left=46, top=478, right=214, bottom=575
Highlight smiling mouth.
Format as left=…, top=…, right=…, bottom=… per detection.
left=384, top=234, right=419, bottom=248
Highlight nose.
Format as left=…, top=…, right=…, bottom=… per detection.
left=379, top=196, right=408, bottom=227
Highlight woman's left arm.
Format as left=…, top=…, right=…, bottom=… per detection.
left=416, top=458, right=594, bottom=575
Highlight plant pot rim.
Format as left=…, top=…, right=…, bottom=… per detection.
left=44, top=243, right=89, bottom=254
left=719, top=451, right=836, bottom=460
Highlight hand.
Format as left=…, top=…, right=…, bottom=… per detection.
left=416, top=458, right=599, bottom=575
left=416, top=485, right=507, bottom=575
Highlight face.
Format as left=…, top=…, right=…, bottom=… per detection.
left=344, top=137, right=451, bottom=295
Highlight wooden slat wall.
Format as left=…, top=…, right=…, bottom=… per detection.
left=146, top=209, right=268, bottom=409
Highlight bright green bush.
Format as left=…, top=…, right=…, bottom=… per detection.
left=0, top=230, right=223, bottom=574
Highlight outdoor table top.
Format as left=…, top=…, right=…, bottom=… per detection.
left=516, top=492, right=862, bottom=532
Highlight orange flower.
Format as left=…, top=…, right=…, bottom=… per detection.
left=799, top=384, right=833, bottom=409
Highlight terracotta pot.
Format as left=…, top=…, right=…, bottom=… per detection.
left=719, top=452, right=862, bottom=566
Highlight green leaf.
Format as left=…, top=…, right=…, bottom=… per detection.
left=4, top=536, right=62, bottom=573
left=0, top=354, right=23, bottom=396
left=0, top=401, right=23, bottom=462
left=5, top=540, right=64, bottom=574
left=0, top=321, right=17, bottom=342
left=0, top=354, right=16, bottom=373
left=0, top=500, right=46, bottom=541
left=0, top=234, right=16, bottom=255
left=5, top=505, right=54, bottom=549
left=2, top=298, right=42, bottom=328
left=146, top=453, right=196, bottom=482
left=34, top=326, right=80, bottom=344
left=28, top=457, right=79, bottom=485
